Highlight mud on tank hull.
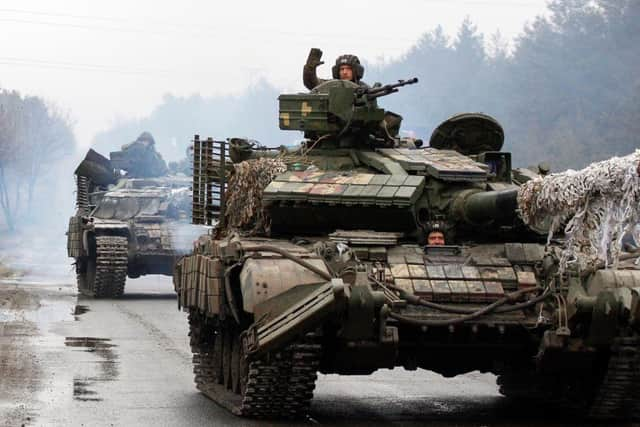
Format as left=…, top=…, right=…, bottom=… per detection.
left=174, top=235, right=640, bottom=420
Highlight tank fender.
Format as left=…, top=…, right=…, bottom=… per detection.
left=245, top=279, right=347, bottom=358
left=564, top=270, right=640, bottom=347
left=585, top=270, right=640, bottom=327
left=239, top=257, right=331, bottom=313
left=92, top=221, right=130, bottom=235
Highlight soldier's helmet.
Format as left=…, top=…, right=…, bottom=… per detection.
left=332, top=54, right=364, bottom=82
left=426, top=220, right=445, bottom=235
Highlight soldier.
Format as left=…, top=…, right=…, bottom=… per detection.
left=110, top=132, right=169, bottom=178
left=303, top=47, right=402, bottom=140
left=426, top=221, right=446, bottom=246
left=303, top=48, right=366, bottom=90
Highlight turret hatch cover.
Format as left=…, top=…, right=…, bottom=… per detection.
left=429, top=113, right=504, bottom=155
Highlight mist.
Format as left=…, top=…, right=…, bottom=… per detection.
left=0, top=90, right=77, bottom=277
left=92, top=81, right=286, bottom=163
left=370, top=1, right=640, bottom=170
left=90, top=1, right=640, bottom=173
left=2, top=0, right=639, bottom=274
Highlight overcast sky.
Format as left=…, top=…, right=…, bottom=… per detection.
left=0, top=0, right=549, bottom=145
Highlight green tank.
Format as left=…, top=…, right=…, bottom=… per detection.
left=174, top=78, right=640, bottom=419
left=67, top=142, right=193, bottom=298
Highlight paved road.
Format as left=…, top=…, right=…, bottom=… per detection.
left=0, top=269, right=636, bottom=426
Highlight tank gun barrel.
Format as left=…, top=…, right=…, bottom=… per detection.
left=451, top=188, right=519, bottom=225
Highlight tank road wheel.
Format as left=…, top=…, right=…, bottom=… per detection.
left=188, top=311, right=322, bottom=418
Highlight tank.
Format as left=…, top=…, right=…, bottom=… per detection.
left=67, top=137, right=193, bottom=298
left=174, top=78, right=640, bottom=420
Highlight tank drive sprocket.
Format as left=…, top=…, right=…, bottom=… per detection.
left=188, top=310, right=321, bottom=418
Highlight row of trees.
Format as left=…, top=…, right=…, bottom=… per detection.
left=95, top=0, right=639, bottom=170
left=93, top=83, right=283, bottom=162
left=372, top=0, right=640, bottom=169
left=0, top=90, right=75, bottom=231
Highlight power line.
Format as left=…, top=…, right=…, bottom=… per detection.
left=0, top=56, right=274, bottom=78
left=0, top=17, right=170, bottom=36
left=0, top=56, right=171, bottom=75
left=0, top=4, right=548, bottom=45
left=0, top=1, right=544, bottom=24
left=0, top=16, right=424, bottom=44
left=0, top=7, right=130, bottom=23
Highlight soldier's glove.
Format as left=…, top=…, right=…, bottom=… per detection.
left=306, top=48, right=324, bottom=68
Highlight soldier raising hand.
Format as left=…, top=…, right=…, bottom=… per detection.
left=303, top=48, right=366, bottom=90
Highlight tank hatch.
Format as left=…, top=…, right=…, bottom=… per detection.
left=429, top=113, right=504, bottom=155
left=376, top=148, right=487, bottom=182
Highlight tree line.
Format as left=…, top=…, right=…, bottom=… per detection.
left=95, top=0, right=639, bottom=172
left=371, top=0, right=640, bottom=170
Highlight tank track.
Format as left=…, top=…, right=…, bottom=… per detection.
left=189, top=312, right=321, bottom=418
left=498, top=335, right=640, bottom=421
left=90, top=236, right=128, bottom=298
left=588, top=335, right=640, bottom=420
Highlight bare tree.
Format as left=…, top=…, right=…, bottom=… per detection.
left=0, top=90, right=75, bottom=231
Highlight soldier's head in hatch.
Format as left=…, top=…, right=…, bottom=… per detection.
left=332, top=54, right=364, bottom=83
left=426, top=221, right=446, bottom=246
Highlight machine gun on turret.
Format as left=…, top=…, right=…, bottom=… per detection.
left=278, top=78, right=418, bottom=147
left=355, top=77, right=418, bottom=102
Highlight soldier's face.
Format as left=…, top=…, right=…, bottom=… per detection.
left=339, top=65, right=354, bottom=81
left=427, top=231, right=445, bottom=245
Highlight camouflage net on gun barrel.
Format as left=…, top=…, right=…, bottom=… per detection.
left=223, top=158, right=287, bottom=234
left=518, top=150, right=640, bottom=271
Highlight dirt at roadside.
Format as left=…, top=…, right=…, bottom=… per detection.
left=0, top=225, right=70, bottom=280
left=0, top=285, right=40, bottom=310
left=0, top=285, right=42, bottom=427
left=0, top=257, right=18, bottom=279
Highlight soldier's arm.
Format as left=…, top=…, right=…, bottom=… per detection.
left=303, top=48, right=325, bottom=90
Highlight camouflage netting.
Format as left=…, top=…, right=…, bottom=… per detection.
left=223, top=158, right=287, bottom=234
left=518, top=150, right=640, bottom=271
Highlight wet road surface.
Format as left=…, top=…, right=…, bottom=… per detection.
left=1, top=268, right=638, bottom=426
